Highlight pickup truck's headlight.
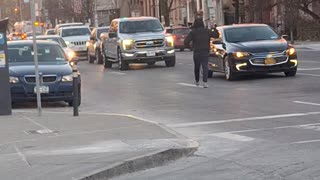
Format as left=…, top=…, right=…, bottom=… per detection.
left=122, top=39, right=134, bottom=50
left=62, top=74, right=73, bottom=82
left=165, top=36, right=174, bottom=47
left=9, top=76, right=20, bottom=84
left=233, top=52, right=250, bottom=59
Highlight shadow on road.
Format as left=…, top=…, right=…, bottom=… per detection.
left=12, top=102, right=69, bottom=109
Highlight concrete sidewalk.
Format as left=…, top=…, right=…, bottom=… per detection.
left=0, top=111, right=198, bottom=180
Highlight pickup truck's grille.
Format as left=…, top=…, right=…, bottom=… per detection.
left=24, top=75, right=57, bottom=83
left=71, top=41, right=86, bottom=46
left=135, top=39, right=164, bottom=48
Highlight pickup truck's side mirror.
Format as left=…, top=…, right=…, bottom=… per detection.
left=108, top=32, right=117, bottom=38
left=281, top=35, right=289, bottom=40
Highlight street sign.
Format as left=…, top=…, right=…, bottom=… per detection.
left=24, top=0, right=30, bottom=3
left=0, top=18, right=12, bottom=115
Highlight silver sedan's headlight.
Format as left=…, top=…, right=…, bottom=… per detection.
left=9, top=76, right=20, bottom=84
left=62, top=74, right=73, bottom=82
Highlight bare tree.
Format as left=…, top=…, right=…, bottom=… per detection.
left=160, top=0, right=187, bottom=26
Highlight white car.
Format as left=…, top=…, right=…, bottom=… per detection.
left=59, top=26, right=91, bottom=59
left=35, top=35, right=76, bottom=61
left=54, top=22, right=84, bottom=34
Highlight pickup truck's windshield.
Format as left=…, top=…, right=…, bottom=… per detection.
left=61, top=28, right=91, bottom=37
left=119, top=20, right=163, bottom=34
left=225, top=26, right=280, bottom=43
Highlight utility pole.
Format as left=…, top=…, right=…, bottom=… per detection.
left=233, top=0, right=239, bottom=24
left=19, top=0, right=23, bottom=21
left=94, top=0, right=98, bottom=27
left=30, top=0, right=42, bottom=116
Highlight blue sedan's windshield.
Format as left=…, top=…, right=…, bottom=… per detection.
left=7, top=44, right=67, bottom=63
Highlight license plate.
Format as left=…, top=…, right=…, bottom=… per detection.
left=74, top=46, right=86, bottom=51
left=34, top=86, right=49, bottom=94
left=265, top=58, right=276, bottom=65
left=146, top=51, right=156, bottom=57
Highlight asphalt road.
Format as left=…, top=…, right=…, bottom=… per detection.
left=14, top=47, right=320, bottom=180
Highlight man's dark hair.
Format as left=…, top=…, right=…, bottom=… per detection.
left=193, top=18, right=204, bottom=28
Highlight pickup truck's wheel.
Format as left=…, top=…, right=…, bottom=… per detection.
left=118, top=49, right=129, bottom=70
left=208, top=70, right=213, bottom=78
left=165, top=57, right=176, bottom=67
left=96, top=50, right=103, bottom=64
left=88, top=51, right=94, bottom=64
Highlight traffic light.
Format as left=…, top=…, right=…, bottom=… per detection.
left=14, top=7, right=18, bottom=14
left=34, top=21, right=39, bottom=27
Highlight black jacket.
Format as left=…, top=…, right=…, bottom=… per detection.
left=184, top=27, right=217, bottom=55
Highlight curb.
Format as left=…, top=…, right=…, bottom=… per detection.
left=77, top=140, right=199, bottom=180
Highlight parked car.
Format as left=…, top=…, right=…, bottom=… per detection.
left=54, top=22, right=84, bottom=34
left=209, top=24, right=298, bottom=80
left=7, top=40, right=81, bottom=106
left=8, top=32, right=25, bottom=41
left=45, top=29, right=55, bottom=35
left=25, top=31, right=43, bottom=38
left=102, top=17, right=175, bottom=70
left=59, top=26, right=91, bottom=59
left=34, top=35, right=76, bottom=61
left=165, top=26, right=191, bottom=51
left=87, top=26, right=110, bottom=64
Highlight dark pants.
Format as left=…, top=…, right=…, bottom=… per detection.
left=193, top=54, right=209, bottom=83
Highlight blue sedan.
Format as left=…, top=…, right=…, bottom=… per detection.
left=7, top=40, right=81, bottom=106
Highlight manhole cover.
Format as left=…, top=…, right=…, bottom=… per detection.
left=25, top=129, right=58, bottom=135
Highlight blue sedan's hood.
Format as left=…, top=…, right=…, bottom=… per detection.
left=9, top=62, right=72, bottom=77
left=229, top=39, right=289, bottom=53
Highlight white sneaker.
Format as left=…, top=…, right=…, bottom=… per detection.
left=195, top=81, right=200, bottom=86
left=203, top=83, right=208, bottom=88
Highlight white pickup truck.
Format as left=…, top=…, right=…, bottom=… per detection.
left=59, top=26, right=91, bottom=59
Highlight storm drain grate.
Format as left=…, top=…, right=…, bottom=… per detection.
left=25, top=129, right=58, bottom=135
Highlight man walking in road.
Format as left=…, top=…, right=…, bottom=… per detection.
left=184, top=18, right=218, bottom=88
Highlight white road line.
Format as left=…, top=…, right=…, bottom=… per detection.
left=298, top=68, right=320, bottom=71
left=196, top=122, right=320, bottom=137
left=177, top=83, right=199, bottom=88
left=23, top=116, right=52, bottom=132
left=14, top=145, right=31, bottom=167
left=290, top=139, right=320, bottom=145
left=169, top=111, right=320, bottom=128
left=211, top=133, right=254, bottom=142
left=298, top=73, right=320, bottom=77
left=294, top=101, right=320, bottom=106
left=108, top=71, right=127, bottom=75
